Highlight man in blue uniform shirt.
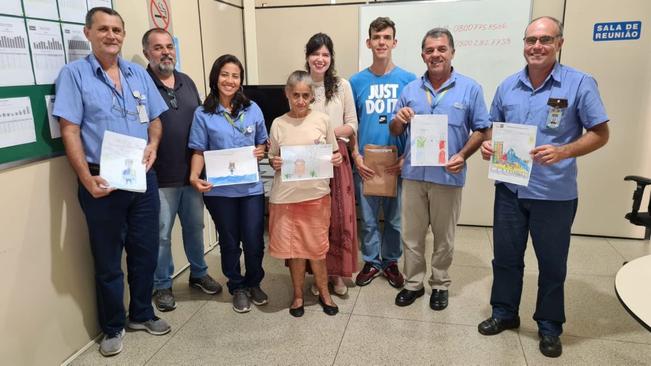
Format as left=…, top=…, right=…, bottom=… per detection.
left=53, top=7, right=171, bottom=357
left=389, top=28, right=490, bottom=310
left=349, top=17, right=416, bottom=289
left=477, top=16, right=609, bottom=358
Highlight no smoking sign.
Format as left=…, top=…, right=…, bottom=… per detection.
left=148, top=0, right=173, bottom=32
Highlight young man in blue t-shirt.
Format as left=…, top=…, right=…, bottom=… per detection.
left=350, top=17, right=416, bottom=288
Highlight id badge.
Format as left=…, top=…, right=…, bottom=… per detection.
left=546, top=107, right=563, bottom=129
left=137, top=104, right=148, bottom=123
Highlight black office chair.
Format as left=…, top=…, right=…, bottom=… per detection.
left=624, top=175, right=651, bottom=239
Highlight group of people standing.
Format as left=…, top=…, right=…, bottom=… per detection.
left=53, top=6, right=609, bottom=359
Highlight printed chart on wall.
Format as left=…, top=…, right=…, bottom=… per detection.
left=0, top=0, right=111, bottom=168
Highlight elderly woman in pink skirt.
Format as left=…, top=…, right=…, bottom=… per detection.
left=268, top=70, right=343, bottom=317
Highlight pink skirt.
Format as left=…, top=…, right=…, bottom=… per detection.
left=269, top=195, right=331, bottom=260
left=326, top=140, right=359, bottom=277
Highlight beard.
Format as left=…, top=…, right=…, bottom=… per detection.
left=157, top=60, right=175, bottom=75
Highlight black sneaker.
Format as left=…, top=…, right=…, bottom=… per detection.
left=153, top=288, right=176, bottom=312
left=247, top=286, right=269, bottom=306
left=189, top=274, right=223, bottom=295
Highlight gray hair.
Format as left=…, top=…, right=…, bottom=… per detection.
left=285, top=70, right=314, bottom=92
left=527, top=16, right=564, bottom=37
left=142, top=28, right=172, bottom=49
left=85, top=7, right=124, bottom=29
left=421, top=27, right=455, bottom=50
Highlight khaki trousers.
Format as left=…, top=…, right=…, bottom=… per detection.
left=401, top=179, right=462, bottom=291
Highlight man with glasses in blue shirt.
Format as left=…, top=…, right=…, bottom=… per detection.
left=477, top=16, right=609, bottom=358
left=390, top=28, right=490, bottom=311
left=53, top=7, right=171, bottom=357
left=142, top=28, right=222, bottom=313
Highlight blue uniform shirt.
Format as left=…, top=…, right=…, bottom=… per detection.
left=395, top=71, right=491, bottom=187
left=490, top=63, right=609, bottom=200
left=188, top=101, right=268, bottom=197
left=350, top=66, right=416, bottom=156
left=53, top=54, right=168, bottom=164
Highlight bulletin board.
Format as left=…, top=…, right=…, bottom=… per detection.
left=0, top=0, right=112, bottom=170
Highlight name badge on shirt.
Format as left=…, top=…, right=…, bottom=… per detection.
left=546, top=98, right=568, bottom=129
left=137, top=104, right=148, bottom=123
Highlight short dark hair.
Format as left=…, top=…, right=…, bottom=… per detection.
left=368, top=17, right=396, bottom=38
left=85, top=7, right=124, bottom=29
left=421, top=27, right=454, bottom=50
left=142, top=28, right=172, bottom=49
left=527, top=16, right=564, bottom=37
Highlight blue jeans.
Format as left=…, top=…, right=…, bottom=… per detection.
left=354, top=171, right=402, bottom=269
left=490, top=184, right=577, bottom=337
left=78, top=171, right=159, bottom=336
left=154, top=186, right=208, bottom=290
left=204, top=194, right=265, bottom=294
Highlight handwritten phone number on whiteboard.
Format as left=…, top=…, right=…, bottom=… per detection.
left=456, top=38, right=511, bottom=47
left=453, top=23, right=508, bottom=32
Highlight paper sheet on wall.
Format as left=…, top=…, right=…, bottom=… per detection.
left=410, top=114, right=448, bottom=166
left=0, top=0, right=23, bottom=16
left=100, top=131, right=147, bottom=193
left=204, top=146, right=259, bottom=187
left=281, top=144, right=333, bottom=182
left=0, top=97, right=36, bottom=149
left=27, top=19, right=66, bottom=85
left=24, top=0, right=59, bottom=20
left=62, top=23, right=91, bottom=63
left=488, top=122, right=537, bottom=186
left=59, top=0, right=88, bottom=24
left=86, top=0, right=112, bottom=9
left=44, top=95, right=61, bottom=139
left=0, top=16, right=35, bottom=87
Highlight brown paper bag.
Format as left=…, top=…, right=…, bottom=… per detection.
left=362, top=144, right=398, bottom=197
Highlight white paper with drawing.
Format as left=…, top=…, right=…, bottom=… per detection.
left=281, top=144, right=333, bottom=182
left=204, top=146, right=259, bottom=187
left=100, top=131, right=147, bottom=193
left=410, top=114, right=448, bottom=166
left=488, top=122, right=537, bottom=186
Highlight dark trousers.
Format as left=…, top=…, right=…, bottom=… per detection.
left=204, top=194, right=265, bottom=294
left=78, top=171, right=159, bottom=336
left=490, top=184, right=577, bottom=337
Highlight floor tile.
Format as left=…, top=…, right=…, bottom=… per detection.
left=607, top=238, right=651, bottom=262
left=147, top=299, right=350, bottom=365
left=334, top=315, right=526, bottom=365
left=517, top=272, right=651, bottom=344
left=519, top=329, right=651, bottom=366
left=353, top=265, right=494, bottom=327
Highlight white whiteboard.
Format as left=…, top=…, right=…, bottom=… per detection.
left=359, top=0, right=532, bottom=105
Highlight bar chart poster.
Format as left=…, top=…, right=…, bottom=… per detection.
left=62, top=23, right=90, bottom=63
left=0, top=97, right=36, bottom=149
left=24, top=0, right=59, bottom=20
left=0, top=16, right=35, bottom=87
left=0, top=0, right=23, bottom=16
left=59, top=0, right=87, bottom=23
left=27, top=19, right=66, bottom=85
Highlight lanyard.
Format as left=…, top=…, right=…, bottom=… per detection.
left=223, top=111, right=247, bottom=134
left=425, top=88, right=449, bottom=112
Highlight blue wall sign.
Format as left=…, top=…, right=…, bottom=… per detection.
left=593, top=21, right=642, bottom=41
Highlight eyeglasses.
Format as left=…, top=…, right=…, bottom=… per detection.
left=111, top=92, right=139, bottom=118
left=523, top=35, right=560, bottom=46
left=167, top=88, right=178, bottom=109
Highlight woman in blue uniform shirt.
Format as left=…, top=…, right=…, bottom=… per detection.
left=188, top=54, right=268, bottom=313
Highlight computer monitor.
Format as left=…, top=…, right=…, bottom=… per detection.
left=243, top=85, right=289, bottom=133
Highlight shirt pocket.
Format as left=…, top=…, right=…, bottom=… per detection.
left=448, top=102, right=468, bottom=128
